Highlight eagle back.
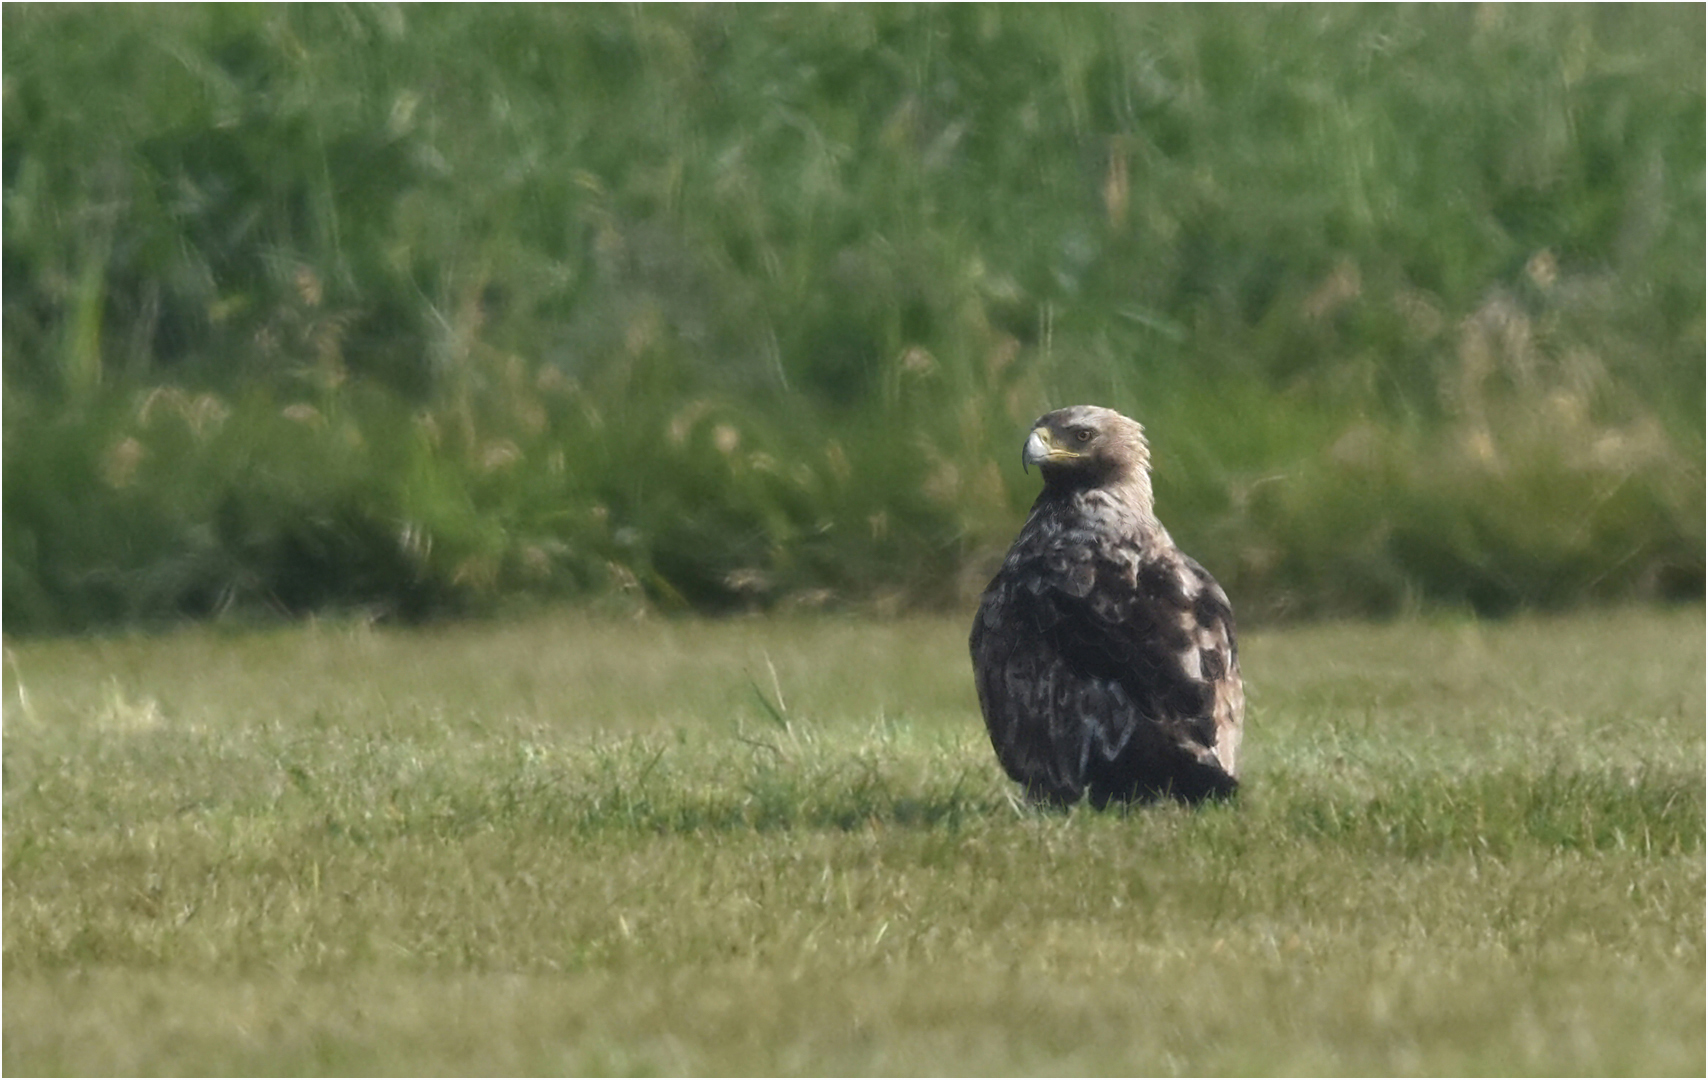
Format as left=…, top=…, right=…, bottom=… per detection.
left=971, top=486, right=1242, bottom=804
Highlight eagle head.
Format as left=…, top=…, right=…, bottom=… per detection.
left=1022, top=405, right=1151, bottom=490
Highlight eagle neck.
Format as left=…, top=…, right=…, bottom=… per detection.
left=1032, top=472, right=1164, bottom=542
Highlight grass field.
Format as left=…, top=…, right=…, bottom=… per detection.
left=4, top=607, right=1703, bottom=1075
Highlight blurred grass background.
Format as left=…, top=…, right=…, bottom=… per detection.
left=4, top=4, right=1702, bottom=631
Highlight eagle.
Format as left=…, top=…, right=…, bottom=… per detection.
left=969, top=405, right=1244, bottom=807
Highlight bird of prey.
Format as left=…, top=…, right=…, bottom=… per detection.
left=969, top=405, right=1243, bottom=807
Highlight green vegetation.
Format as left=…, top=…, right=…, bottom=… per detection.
left=4, top=5, right=1703, bottom=630
left=5, top=608, right=1703, bottom=1075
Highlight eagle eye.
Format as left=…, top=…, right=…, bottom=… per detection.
left=1075, top=429, right=1093, bottom=443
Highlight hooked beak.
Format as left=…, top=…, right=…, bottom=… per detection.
left=1022, top=427, right=1066, bottom=473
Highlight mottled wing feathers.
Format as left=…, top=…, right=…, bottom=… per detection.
left=971, top=509, right=1243, bottom=806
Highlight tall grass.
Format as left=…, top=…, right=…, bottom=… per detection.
left=4, top=5, right=1702, bottom=629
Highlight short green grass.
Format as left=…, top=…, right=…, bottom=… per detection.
left=5, top=607, right=1703, bottom=1075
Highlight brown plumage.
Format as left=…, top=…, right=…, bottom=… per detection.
left=969, top=405, right=1244, bottom=807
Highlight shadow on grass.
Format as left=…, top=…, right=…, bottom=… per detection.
left=272, top=733, right=1704, bottom=858
left=1277, top=766, right=1704, bottom=858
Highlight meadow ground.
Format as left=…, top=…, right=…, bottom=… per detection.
left=4, top=606, right=1703, bottom=1075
